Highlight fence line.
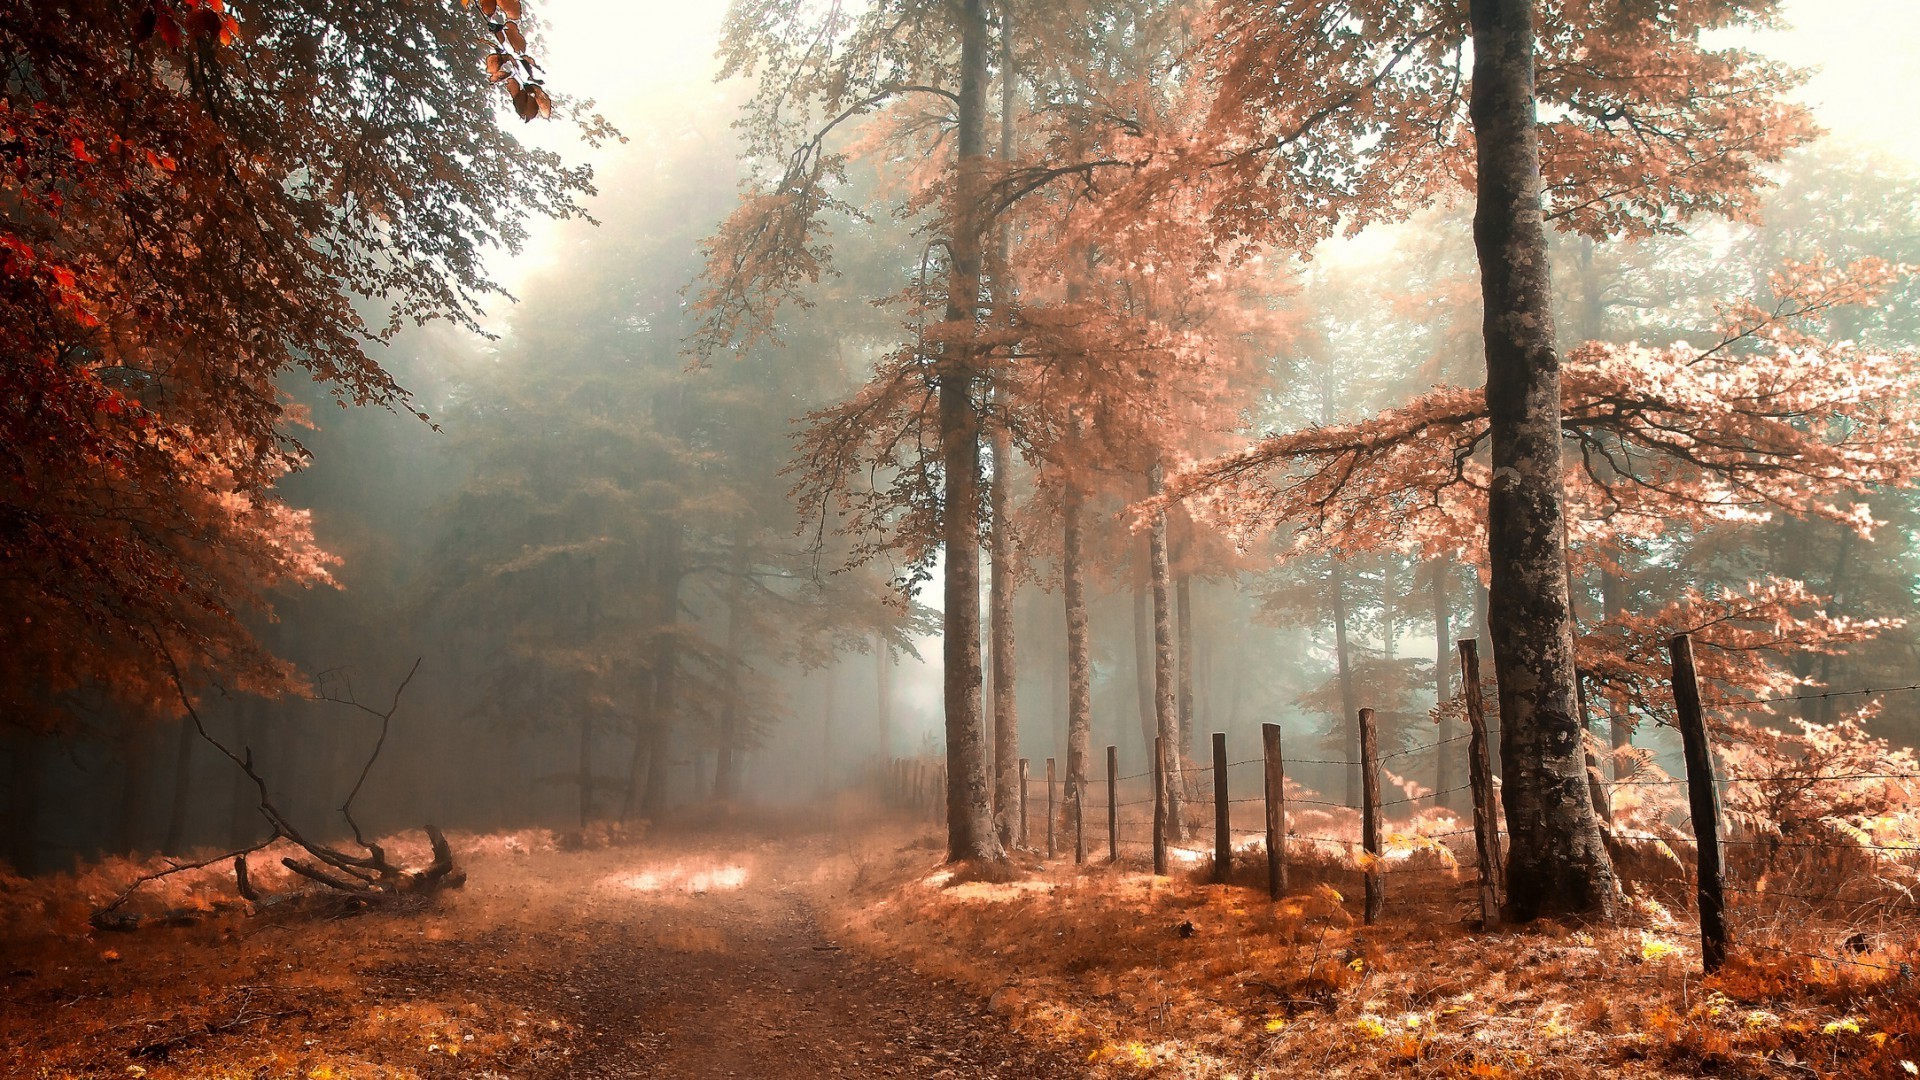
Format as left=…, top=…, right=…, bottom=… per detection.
left=868, top=634, right=1920, bottom=982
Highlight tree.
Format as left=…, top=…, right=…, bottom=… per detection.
left=1466, top=0, right=1615, bottom=918
left=0, top=0, right=600, bottom=731
left=1142, top=0, right=1814, bottom=918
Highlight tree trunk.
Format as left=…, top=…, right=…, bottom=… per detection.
left=1470, top=0, right=1616, bottom=920
left=1331, top=563, right=1361, bottom=807
left=639, top=528, right=683, bottom=820
left=875, top=632, right=896, bottom=761
left=1147, top=463, right=1185, bottom=839
left=1062, top=477, right=1093, bottom=826
left=989, top=400, right=1020, bottom=846
left=163, top=717, right=196, bottom=855
left=715, top=542, right=752, bottom=801
left=819, top=664, right=838, bottom=797
left=1176, top=572, right=1195, bottom=758
left=1132, top=577, right=1155, bottom=759
left=1432, top=562, right=1455, bottom=809
left=939, top=0, right=1000, bottom=863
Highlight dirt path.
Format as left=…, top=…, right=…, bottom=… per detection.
left=371, top=828, right=1086, bottom=1078
left=4, top=823, right=1087, bottom=1078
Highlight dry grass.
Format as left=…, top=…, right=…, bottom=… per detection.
left=824, top=830, right=1920, bottom=1079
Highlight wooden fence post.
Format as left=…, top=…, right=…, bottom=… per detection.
left=1263, top=722, right=1286, bottom=899
left=1017, top=758, right=1029, bottom=850
left=1153, top=736, right=1168, bottom=876
left=1106, top=744, right=1119, bottom=864
left=1359, top=706, right=1383, bottom=924
left=1671, top=632, right=1727, bottom=974
left=1212, top=731, right=1230, bottom=883
left=1460, top=639, right=1503, bottom=925
left=1046, top=757, right=1058, bottom=858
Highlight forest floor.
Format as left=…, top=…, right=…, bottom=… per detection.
left=1, top=810, right=1081, bottom=1079
left=9, top=810, right=1920, bottom=1078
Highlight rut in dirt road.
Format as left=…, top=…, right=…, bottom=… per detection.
left=376, top=837, right=1089, bottom=1078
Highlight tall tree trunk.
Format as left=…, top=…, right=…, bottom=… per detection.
left=1432, top=562, right=1455, bottom=809
left=577, top=553, right=598, bottom=828
left=1471, top=571, right=1499, bottom=779
left=1470, top=0, right=1616, bottom=920
left=986, top=0, right=1023, bottom=849
left=163, top=717, right=196, bottom=855
left=938, top=0, right=1000, bottom=863
left=1331, top=563, right=1361, bottom=807
left=1147, top=463, right=1185, bottom=838
left=875, top=635, right=896, bottom=759
left=989, top=403, right=1020, bottom=845
left=639, top=527, right=684, bottom=821
left=715, top=543, right=752, bottom=802
left=1132, top=577, right=1155, bottom=758
left=819, top=664, right=838, bottom=797
left=1062, top=477, right=1092, bottom=823
left=1176, top=572, right=1195, bottom=758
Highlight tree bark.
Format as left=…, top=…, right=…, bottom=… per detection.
left=989, top=399, right=1020, bottom=846
left=1147, top=463, right=1185, bottom=839
left=1176, top=572, right=1195, bottom=758
left=1062, top=478, right=1093, bottom=831
left=1331, top=563, right=1362, bottom=807
left=715, top=542, right=751, bottom=801
left=1432, top=562, right=1455, bottom=808
left=1470, top=0, right=1616, bottom=920
left=939, top=0, right=1000, bottom=863
left=1132, top=577, right=1155, bottom=758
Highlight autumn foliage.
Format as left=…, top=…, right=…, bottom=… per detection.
left=0, top=0, right=595, bottom=728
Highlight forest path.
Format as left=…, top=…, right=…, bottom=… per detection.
left=378, top=824, right=1085, bottom=1079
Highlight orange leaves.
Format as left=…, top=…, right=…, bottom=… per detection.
left=475, top=0, right=551, bottom=123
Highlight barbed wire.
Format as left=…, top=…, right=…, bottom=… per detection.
left=1702, top=681, right=1920, bottom=710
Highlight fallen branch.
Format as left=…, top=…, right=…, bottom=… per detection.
left=90, top=643, right=465, bottom=929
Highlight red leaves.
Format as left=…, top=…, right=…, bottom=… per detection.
left=69, top=136, right=94, bottom=163
left=512, top=82, right=551, bottom=123
left=134, top=1, right=237, bottom=51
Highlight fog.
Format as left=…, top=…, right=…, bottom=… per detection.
left=8, top=1, right=1920, bottom=878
